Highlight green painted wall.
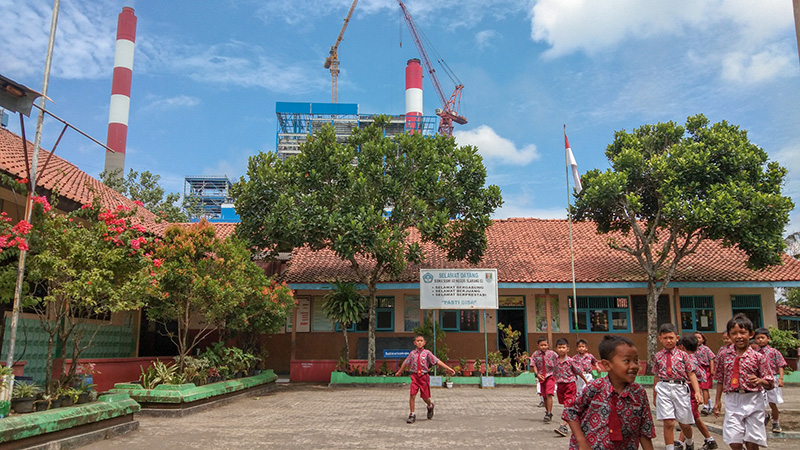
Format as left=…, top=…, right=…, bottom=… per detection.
left=1, top=316, right=137, bottom=385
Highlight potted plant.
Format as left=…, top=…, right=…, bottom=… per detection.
left=76, top=383, right=96, bottom=404
left=474, top=358, right=482, bottom=376
left=444, top=376, right=454, bottom=388
left=35, top=393, right=58, bottom=411
left=459, top=358, right=470, bottom=376
left=11, top=381, right=40, bottom=414
left=58, top=387, right=81, bottom=407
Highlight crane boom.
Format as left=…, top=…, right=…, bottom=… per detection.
left=397, top=0, right=466, bottom=136
left=324, top=0, right=359, bottom=103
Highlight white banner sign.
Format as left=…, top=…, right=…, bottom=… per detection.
left=420, top=269, right=499, bottom=310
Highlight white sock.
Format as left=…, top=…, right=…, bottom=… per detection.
left=706, top=437, right=715, bottom=442
left=666, top=445, right=675, bottom=450
left=410, top=412, right=415, bottom=416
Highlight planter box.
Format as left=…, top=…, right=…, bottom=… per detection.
left=61, top=357, right=162, bottom=392
left=0, top=393, right=138, bottom=449
left=108, top=370, right=277, bottom=416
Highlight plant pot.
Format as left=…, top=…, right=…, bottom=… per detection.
left=445, top=381, right=454, bottom=388
left=35, top=401, right=50, bottom=412
left=60, top=396, right=74, bottom=407
left=50, top=398, right=62, bottom=409
left=76, top=392, right=90, bottom=404
left=11, top=397, right=35, bottom=413
left=462, top=371, right=472, bottom=377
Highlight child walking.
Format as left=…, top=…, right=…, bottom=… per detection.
left=573, top=338, right=599, bottom=395
left=530, top=336, right=558, bottom=423
left=553, top=338, right=588, bottom=437
left=653, top=323, right=703, bottom=450
left=754, top=327, right=787, bottom=433
left=395, top=335, right=455, bottom=424
left=713, top=313, right=774, bottom=449
left=563, top=335, right=655, bottom=450
left=693, top=331, right=715, bottom=415
left=676, top=335, right=718, bottom=450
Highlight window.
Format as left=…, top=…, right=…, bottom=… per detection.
left=404, top=295, right=420, bottom=332
left=731, top=294, right=763, bottom=328
left=343, top=296, right=394, bottom=332
left=439, top=310, right=480, bottom=332
left=631, top=295, right=671, bottom=332
left=568, top=296, right=630, bottom=333
left=680, top=296, right=715, bottom=332
left=311, top=296, right=334, bottom=332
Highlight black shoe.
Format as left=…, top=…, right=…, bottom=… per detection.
left=537, top=400, right=544, bottom=407
left=773, top=422, right=782, bottom=433
left=406, top=414, right=415, bottom=424
left=427, top=404, right=434, bottom=419
left=543, top=412, right=553, bottom=423
left=674, top=441, right=684, bottom=450
left=702, top=439, right=719, bottom=450
left=554, top=425, right=569, bottom=436
left=685, top=442, right=694, bottom=450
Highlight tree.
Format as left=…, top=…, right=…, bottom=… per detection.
left=101, top=169, right=191, bottom=222
left=145, top=220, right=294, bottom=371
left=233, top=118, right=502, bottom=370
left=779, top=232, right=800, bottom=307
left=323, top=280, right=367, bottom=364
left=0, top=197, right=155, bottom=393
left=573, top=114, right=793, bottom=369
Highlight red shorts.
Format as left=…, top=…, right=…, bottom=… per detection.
left=410, top=373, right=431, bottom=399
left=539, top=376, right=555, bottom=396
left=698, top=365, right=712, bottom=390
left=690, top=390, right=700, bottom=420
left=556, top=381, right=577, bottom=406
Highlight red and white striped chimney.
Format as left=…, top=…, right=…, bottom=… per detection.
left=104, top=6, right=137, bottom=176
left=405, top=58, right=423, bottom=133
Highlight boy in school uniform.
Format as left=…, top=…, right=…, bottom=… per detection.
left=531, top=336, right=559, bottom=423
left=653, top=323, right=704, bottom=450
left=573, top=338, right=600, bottom=395
left=692, top=331, right=716, bottom=415
left=754, top=327, right=787, bottom=433
left=713, top=313, right=774, bottom=450
left=563, top=335, right=656, bottom=450
left=395, top=335, right=456, bottom=424
left=676, top=335, right=718, bottom=450
left=552, top=338, right=588, bottom=437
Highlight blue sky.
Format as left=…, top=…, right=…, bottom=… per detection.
left=2, top=0, right=799, bottom=231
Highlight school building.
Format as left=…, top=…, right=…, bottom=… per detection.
left=266, top=218, right=800, bottom=374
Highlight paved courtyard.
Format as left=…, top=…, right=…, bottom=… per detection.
left=85, top=383, right=799, bottom=450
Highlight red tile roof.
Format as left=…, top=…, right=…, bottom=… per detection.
left=284, top=218, right=800, bottom=285
left=169, top=222, right=239, bottom=240
left=776, top=304, right=800, bottom=317
left=0, top=127, right=163, bottom=233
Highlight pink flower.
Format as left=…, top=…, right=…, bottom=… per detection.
left=32, top=196, right=51, bottom=212
left=133, top=200, right=144, bottom=207
left=153, top=258, right=162, bottom=268
left=13, top=220, right=33, bottom=235
left=81, top=203, right=92, bottom=210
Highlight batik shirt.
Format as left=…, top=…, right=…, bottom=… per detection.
left=688, top=353, right=706, bottom=388
left=531, top=349, right=558, bottom=378
left=554, top=355, right=584, bottom=384
left=694, top=344, right=715, bottom=368
left=402, top=348, right=439, bottom=374
left=653, top=348, right=697, bottom=381
left=563, top=376, right=656, bottom=450
left=713, top=346, right=773, bottom=393
left=573, top=352, right=598, bottom=373
left=758, top=345, right=788, bottom=375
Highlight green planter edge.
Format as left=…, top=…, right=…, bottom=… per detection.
left=108, top=370, right=277, bottom=404
left=0, top=393, right=138, bottom=443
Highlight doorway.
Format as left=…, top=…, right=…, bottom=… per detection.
left=496, top=308, right=527, bottom=360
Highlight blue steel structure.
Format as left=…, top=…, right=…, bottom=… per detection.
left=275, top=102, right=438, bottom=160
left=184, top=175, right=233, bottom=221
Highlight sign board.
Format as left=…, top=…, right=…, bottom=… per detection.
left=420, top=269, right=499, bottom=310
left=296, top=298, right=311, bottom=332
left=383, top=349, right=411, bottom=359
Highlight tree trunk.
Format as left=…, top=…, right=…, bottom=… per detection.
left=367, top=283, right=377, bottom=371
left=342, top=326, right=350, bottom=364
left=646, top=279, right=667, bottom=372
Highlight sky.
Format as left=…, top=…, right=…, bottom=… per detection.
left=1, top=0, right=799, bottom=231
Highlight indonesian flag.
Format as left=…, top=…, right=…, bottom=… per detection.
left=565, top=131, right=582, bottom=194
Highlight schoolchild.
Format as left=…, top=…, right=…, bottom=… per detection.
left=530, top=336, right=559, bottom=423
left=395, top=335, right=455, bottom=423
left=693, top=331, right=715, bottom=415
left=552, top=338, right=588, bottom=437
left=713, top=313, right=774, bottom=449
left=676, top=335, right=718, bottom=450
left=754, top=327, right=788, bottom=433
left=563, top=335, right=655, bottom=450
left=573, top=338, right=600, bottom=395
left=653, top=323, right=704, bottom=450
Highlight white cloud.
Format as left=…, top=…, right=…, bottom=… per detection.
left=142, top=95, right=201, bottom=111
left=721, top=45, right=797, bottom=84
left=475, top=30, right=499, bottom=50
left=454, top=125, right=539, bottom=165
left=775, top=143, right=800, bottom=234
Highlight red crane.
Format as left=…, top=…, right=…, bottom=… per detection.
left=397, top=0, right=467, bottom=136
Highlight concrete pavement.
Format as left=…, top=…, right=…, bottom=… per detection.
left=83, top=382, right=800, bottom=449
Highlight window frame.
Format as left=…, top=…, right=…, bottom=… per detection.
left=731, top=294, right=763, bottom=329
left=568, top=296, right=631, bottom=333
left=438, top=309, right=480, bottom=332
left=679, top=295, right=716, bottom=333
left=340, top=296, right=394, bottom=332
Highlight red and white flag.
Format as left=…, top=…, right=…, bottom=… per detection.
left=564, top=132, right=582, bottom=194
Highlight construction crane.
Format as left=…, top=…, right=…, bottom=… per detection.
left=324, top=0, right=359, bottom=103
left=397, top=0, right=467, bottom=136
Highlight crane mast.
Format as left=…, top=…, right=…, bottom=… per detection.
left=324, top=0, right=359, bottom=103
left=396, top=0, right=466, bottom=136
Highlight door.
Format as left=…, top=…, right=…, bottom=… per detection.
left=496, top=308, right=527, bottom=360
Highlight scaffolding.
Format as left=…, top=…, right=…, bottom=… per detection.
left=184, top=175, right=232, bottom=220
left=275, top=102, right=437, bottom=160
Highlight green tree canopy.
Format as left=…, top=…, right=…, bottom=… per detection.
left=573, top=114, right=793, bottom=367
left=101, top=168, right=191, bottom=222
left=232, top=118, right=502, bottom=369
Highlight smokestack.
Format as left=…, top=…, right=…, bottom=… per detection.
left=405, top=58, right=422, bottom=133
left=104, top=6, right=137, bottom=177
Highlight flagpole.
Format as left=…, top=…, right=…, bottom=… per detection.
left=564, top=125, right=579, bottom=339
